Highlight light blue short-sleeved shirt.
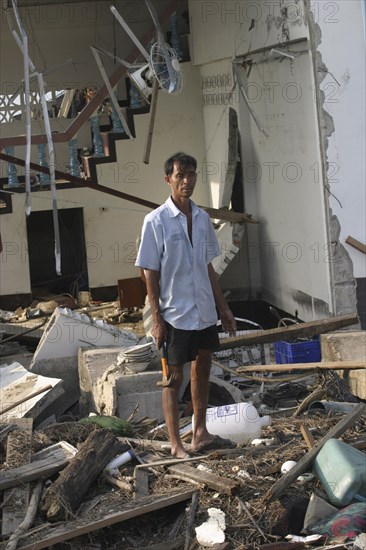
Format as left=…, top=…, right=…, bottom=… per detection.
left=135, top=197, right=221, bottom=330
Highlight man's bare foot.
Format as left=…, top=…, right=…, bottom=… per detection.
left=191, top=434, right=216, bottom=452
left=171, top=445, right=190, bottom=459
left=191, top=435, right=236, bottom=452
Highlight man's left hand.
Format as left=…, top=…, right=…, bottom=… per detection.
left=219, top=308, right=236, bottom=336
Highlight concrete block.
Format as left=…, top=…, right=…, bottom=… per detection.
left=321, top=331, right=366, bottom=399
left=78, top=348, right=163, bottom=420
left=116, top=389, right=163, bottom=422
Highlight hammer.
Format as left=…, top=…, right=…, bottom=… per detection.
left=157, top=341, right=172, bottom=387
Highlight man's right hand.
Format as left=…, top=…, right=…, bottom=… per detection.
left=152, top=317, right=167, bottom=349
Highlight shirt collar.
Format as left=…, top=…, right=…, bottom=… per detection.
left=166, top=196, right=200, bottom=218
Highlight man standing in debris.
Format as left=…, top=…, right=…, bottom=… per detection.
left=135, top=152, right=236, bottom=458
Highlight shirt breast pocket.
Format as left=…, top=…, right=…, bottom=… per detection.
left=170, top=233, right=184, bottom=242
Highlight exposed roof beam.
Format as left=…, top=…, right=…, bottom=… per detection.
left=0, top=151, right=257, bottom=224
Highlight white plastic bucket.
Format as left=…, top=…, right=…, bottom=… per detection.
left=195, top=402, right=271, bottom=445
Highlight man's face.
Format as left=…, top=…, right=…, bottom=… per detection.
left=165, top=162, right=197, bottom=201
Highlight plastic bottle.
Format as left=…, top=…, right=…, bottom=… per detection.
left=195, top=402, right=271, bottom=445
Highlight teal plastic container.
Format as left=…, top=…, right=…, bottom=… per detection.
left=313, top=439, right=366, bottom=507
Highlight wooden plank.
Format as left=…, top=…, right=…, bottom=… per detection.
left=31, top=441, right=78, bottom=463
left=345, top=236, right=366, bottom=255
left=134, top=538, right=185, bottom=550
left=17, top=490, right=195, bottom=550
left=0, top=455, right=70, bottom=491
left=143, top=79, right=159, bottom=164
left=265, top=403, right=366, bottom=502
left=218, top=314, right=358, bottom=350
left=168, top=464, right=239, bottom=495
left=134, top=467, right=150, bottom=499
left=236, top=359, right=365, bottom=373
left=200, top=206, right=257, bottom=224
left=1, top=418, right=33, bottom=536
left=300, top=425, right=315, bottom=450
left=0, top=152, right=256, bottom=223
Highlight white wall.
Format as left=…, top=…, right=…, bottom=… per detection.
left=189, top=0, right=335, bottom=319
left=311, top=0, right=366, bottom=277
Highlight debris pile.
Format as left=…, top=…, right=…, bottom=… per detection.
left=0, top=303, right=365, bottom=549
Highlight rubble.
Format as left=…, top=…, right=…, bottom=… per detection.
left=0, top=304, right=365, bottom=549
left=0, top=363, right=64, bottom=423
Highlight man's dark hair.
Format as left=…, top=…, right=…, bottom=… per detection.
left=164, top=152, right=197, bottom=176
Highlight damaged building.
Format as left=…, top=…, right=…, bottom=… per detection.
left=0, top=1, right=365, bottom=549
left=0, top=0, right=364, bottom=327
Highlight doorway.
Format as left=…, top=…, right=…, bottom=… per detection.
left=26, top=208, right=88, bottom=299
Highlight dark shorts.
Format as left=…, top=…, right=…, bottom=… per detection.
left=165, top=322, right=220, bottom=366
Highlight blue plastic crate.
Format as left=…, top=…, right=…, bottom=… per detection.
left=274, top=337, right=321, bottom=364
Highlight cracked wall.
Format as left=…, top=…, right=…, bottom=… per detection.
left=189, top=0, right=361, bottom=320
left=307, top=0, right=361, bottom=318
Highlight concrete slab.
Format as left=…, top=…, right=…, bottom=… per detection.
left=0, top=362, right=64, bottom=422
left=31, top=307, right=138, bottom=364
left=321, top=330, right=366, bottom=399
left=0, top=319, right=46, bottom=342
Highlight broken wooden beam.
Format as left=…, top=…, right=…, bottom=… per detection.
left=184, top=491, right=200, bottom=550
left=236, top=359, right=365, bottom=373
left=0, top=152, right=256, bottom=223
left=17, top=490, right=195, bottom=550
left=167, top=463, right=240, bottom=495
left=265, top=402, right=366, bottom=502
left=199, top=206, right=257, bottom=224
left=143, top=78, right=159, bottom=164
left=300, top=425, right=315, bottom=450
left=41, top=429, right=126, bottom=521
left=0, top=454, right=72, bottom=491
left=345, top=236, right=366, bottom=255
left=218, top=314, right=358, bottom=350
